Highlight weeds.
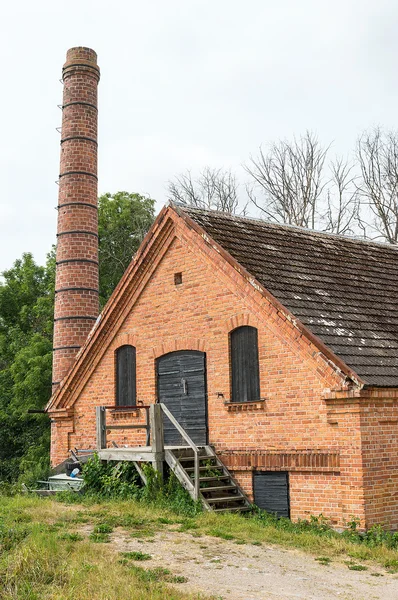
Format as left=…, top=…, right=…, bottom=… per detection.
left=346, top=561, right=368, bottom=571
left=57, top=532, right=84, bottom=542
left=81, top=457, right=202, bottom=517
left=315, top=556, right=332, bottom=565
left=89, top=532, right=110, bottom=543
left=121, top=551, right=152, bottom=561
left=94, top=523, right=113, bottom=534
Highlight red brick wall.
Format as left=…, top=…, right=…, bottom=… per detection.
left=51, top=219, right=368, bottom=526
left=359, top=395, right=398, bottom=529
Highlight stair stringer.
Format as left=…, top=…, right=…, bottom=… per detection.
left=165, top=445, right=251, bottom=512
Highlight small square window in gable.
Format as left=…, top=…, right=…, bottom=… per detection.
left=174, top=272, right=183, bottom=285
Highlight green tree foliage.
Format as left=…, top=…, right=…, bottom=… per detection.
left=0, top=253, right=54, bottom=483
left=98, top=192, right=155, bottom=306
left=0, top=192, right=155, bottom=483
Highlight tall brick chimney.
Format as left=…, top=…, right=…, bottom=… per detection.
left=52, top=47, right=100, bottom=390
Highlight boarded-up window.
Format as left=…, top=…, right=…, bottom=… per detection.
left=253, top=472, right=290, bottom=518
left=230, top=326, right=260, bottom=402
left=116, top=345, right=136, bottom=406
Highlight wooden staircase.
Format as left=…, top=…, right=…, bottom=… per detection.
left=165, top=445, right=251, bottom=512
left=96, top=402, right=251, bottom=513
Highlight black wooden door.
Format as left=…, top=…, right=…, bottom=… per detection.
left=253, top=472, right=290, bottom=518
left=157, top=351, right=207, bottom=446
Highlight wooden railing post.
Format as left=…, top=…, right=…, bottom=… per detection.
left=96, top=406, right=107, bottom=450
left=149, top=403, right=164, bottom=479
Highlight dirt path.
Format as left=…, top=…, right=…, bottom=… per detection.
left=110, top=528, right=398, bottom=600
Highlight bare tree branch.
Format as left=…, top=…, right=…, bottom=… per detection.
left=323, top=158, right=360, bottom=235
left=245, top=131, right=361, bottom=235
left=167, top=167, right=247, bottom=215
left=357, top=127, right=398, bottom=243
left=245, top=132, right=329, bottom=228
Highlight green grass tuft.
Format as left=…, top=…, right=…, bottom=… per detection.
left=121, top=551, right=152, bottom=561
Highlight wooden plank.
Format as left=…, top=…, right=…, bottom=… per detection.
left=133, top=461, right=147, bottom=485
left=98, top=449, right=159, bottom=462
left=150, top=404, right=164, bottom=479
left=164, top=449, right=194, bottom=494
left=96, top=406, right=106, bottom=450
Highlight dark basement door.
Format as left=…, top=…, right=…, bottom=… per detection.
left=157, top=350, right=208, bottom=446
left=253, top=472, right=290, bottom=518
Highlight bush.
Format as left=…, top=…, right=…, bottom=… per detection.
left=82, top=455, right=141, bottom=500
left=82, top=455, right=201, bottom=516
left=141, top=465, right=202, bottom=517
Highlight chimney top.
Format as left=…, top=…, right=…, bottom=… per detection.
left=63, top=47, right=100, bottom=83
left=65, top=46, right=98, bottom=63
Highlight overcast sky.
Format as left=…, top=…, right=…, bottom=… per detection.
left=0, top=0, right=397, bottom=272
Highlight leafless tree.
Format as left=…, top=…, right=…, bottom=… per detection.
left=168, top=167, right=247, bottom=215
left=357, top=127, right=398, bottom=243
left=245, top=132, right=328, bottom=228
left=324, top=158, right=360, bottom=235
left=245, top=131, right=360, bottom=235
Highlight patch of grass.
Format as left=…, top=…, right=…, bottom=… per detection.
left=89, top=531, right=110, bottom=543
left=345, top=561, right=368, bottom=571
left=131, top=565, right=171, bottom=583
left=130, top=528, right=155, bottom=539
left=169, top=575, right=188, bottom=583
left=208, top=528, right=234, bottom=541
left=131, top=565, right=189, bottom=585
left=178, top=520, right=199, bottom=532
left=93, top=522, right=113, bottom=534
left=5, top=491, right=398, bottom=597
left=58, top=532, right=84, bottom=542
left=121, top=551, right=152, bottom=561
left=315, top=556, right=332, bottom=565
left=384, top=559, right=398, bottom=573
left=0, top=496, right=207, bottom=600
left=157, top=516, right=175, bottom=525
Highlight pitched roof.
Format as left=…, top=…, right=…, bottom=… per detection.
left=180, top=206, right=398, bottom=387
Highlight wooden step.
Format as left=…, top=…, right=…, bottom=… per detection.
left=179, top=456, right=216, bottom=463
left=200, top=485, right=236, bottom=492
left=185, top=465, right=224, bottom=473
left=213, top=506, right=252, bottom=512
left=206, top=495, right=245, bottom=504
left=199, top=475, right=230, bottom=482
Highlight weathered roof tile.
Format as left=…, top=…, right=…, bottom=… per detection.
left=182, top=206, right=398, bottom=387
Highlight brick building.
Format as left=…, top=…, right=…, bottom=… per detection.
left=46, top=48, right=398, bottom=529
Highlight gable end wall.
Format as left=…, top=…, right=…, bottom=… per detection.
left=51, top=214, right=372, bottom=527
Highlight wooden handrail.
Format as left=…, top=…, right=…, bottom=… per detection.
left=159, top=403, right=200, bottom=501
left=96, top=405, right=151, bottom=449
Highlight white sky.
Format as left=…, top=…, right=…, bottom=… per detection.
left=0, top=0, right=397, bottom=272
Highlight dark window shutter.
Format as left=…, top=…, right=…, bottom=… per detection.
left=116, top=345, right=136, bottom=406
left=253, top=472, right=290, bottom=518
left=230, top=326, right=260, bottom=402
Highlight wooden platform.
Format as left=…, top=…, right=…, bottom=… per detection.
left=95, top=404, right=250, bottom=511
left=97, top=445, right=194, bottom=463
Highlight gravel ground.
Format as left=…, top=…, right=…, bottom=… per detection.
left=109, top=527, right=398, bottom=600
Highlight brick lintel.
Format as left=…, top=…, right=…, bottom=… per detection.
left=219, top=450, right=340, bottom=472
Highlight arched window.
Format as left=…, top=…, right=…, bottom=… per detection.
left=116, top=345, right=136, bottom=406
left=230, top=326, right=260, bottom=403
